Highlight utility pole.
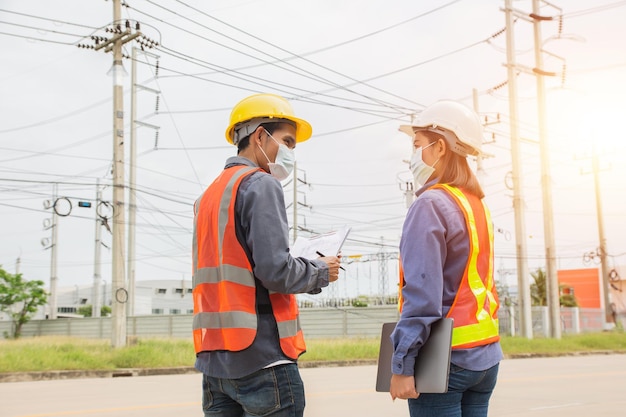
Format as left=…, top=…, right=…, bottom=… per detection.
left=110, top=0, right=127, bottom=348
left=531, top=0, right=561, bottom=339
left=90, top=0, right=141, bottom=347
left=128, top=47, right=160, bottom=318
left=471, top=89, right=499, bottom=181
left=472, top=89, right=484, bottom=176
left=127, top=46, right=137, bottom=318
left=591, top=143, right=613, bottom=326
left=92, top=180, right=103, bottom=318
left=45, top=184, right=59, bottom=320
left=293, top=161, right=298, bottom=243
left=504, top=0, right=533, bottom=339
left=77, top=0, right=156, bottom=345
left=378, top=237, right=388, bottom=303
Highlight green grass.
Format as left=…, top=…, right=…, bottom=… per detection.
left=500, top=332, right=626, bottom=356
left=1, top=332, right=625, bottom=373
left=0, top=337, right=195, bottom=372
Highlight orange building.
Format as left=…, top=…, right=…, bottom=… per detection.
left=557, top=268, right=601, bottom=308
left=558, top=266, right=626, bottom=315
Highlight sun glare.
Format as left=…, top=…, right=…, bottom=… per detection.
left=548, top=76, right=626, bottom=160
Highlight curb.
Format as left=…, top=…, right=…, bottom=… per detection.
left=1, top=352, right=623, bottom=383
left=0, top=366, right=200, bottom=383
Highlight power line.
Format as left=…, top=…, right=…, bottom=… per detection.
left=0, top=20, right=89, bottom=38
left=138, top=1, right=417, bottom=113
left=0, top=8, right=100, bottom=30
left=209, top=0, right=463, bottom=74
left=0, top=30, right=77, bottom=45
left=0, top=98, right=110, bottom=134
left=150, top=50, right=412, bottom=120
left=561, top=0, right=626, bottom=18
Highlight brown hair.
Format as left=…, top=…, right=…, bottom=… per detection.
left=426, top=132, right=485, bottom=199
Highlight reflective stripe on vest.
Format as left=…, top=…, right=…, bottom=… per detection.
left=192, top=165, right=305, bottom=358
left=432, top=184, right=499, bottom=350
left=269, top=291, right=306, bottom=359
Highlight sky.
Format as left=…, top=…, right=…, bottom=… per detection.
left=1, top=0, right=625, bottom=302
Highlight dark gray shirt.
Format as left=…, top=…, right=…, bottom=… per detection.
left=195, top=156, right=329, bottom=379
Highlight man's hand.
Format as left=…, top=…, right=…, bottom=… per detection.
left=318, top=255, right=341, bottom=282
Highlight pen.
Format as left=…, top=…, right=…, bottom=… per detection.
left=315, top=251, right=345, bottom=271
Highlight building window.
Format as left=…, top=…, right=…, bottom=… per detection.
left=155, top=288, right=166, bottom=295
left=187, top=288, right=193, bottom=294
left=174, top=288, right=184, bottom=294
left=152, top=308, right=164, bottom=314
left=187, top=309, right=194, bottom=314
left=58, top=307, right=77, bottom=313
left=170, top=309, right=181, bottom=315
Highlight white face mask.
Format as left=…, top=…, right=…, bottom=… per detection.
left=409, top=142, right=438, bottom=188
left=258, top=129, right=295, bottom=181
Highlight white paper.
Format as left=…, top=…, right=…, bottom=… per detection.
left=290, top=226, right=351, bottom=259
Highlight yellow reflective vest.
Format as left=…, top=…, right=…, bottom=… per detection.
left=398, top=184, right=499, bottom=350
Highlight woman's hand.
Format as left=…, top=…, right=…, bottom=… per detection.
left=389, top=374, right=419, bottom=401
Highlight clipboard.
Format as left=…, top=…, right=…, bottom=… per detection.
left=290, top=226, right=351, bottom=259
left=375, top=318, right=454, bottom=393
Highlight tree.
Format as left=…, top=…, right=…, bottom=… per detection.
left=530, top=268, right=548, bottom=306
left=0, top=266, right=48, bottom=339
left=530, top=268, right=578, bottom=307
left=78, top=305, right=112, bottom=317
left=495, top=280, right=512, bottom=307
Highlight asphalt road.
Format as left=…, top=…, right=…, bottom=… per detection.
left=1, top=354, right=625, bottom=417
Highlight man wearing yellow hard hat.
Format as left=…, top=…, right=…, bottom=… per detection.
left=191, top=93, right=341, bottom=416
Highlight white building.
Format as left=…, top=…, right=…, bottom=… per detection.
left=41, top=279, right=194, bottom=318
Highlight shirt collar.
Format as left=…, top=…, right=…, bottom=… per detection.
left=225, top=156, right=258, bottom=169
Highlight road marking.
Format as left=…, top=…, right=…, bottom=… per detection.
left=16, top=402, right=200, bottom=417
left=499, top=370, right=626, bottom=382
left=530, top=402, right=583, bottom=410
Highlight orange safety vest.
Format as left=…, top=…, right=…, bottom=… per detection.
left=398, top=184, right=499, bottom=350
left=192, top=165, right=306, bottom=359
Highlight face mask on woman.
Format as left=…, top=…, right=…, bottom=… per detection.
left=409, top=141, right=439, bottom=188
left=258, top=129, right=295, bottom=181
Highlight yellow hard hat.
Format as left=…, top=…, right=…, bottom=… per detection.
left=225, top=93, right=313, bottom=145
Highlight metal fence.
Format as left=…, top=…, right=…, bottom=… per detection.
left=0, top=305, right=613, bottom=340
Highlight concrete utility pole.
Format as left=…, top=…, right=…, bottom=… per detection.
left=472, top=89, right=484, bottom=176
left=128, top=47, right=137, bottom=319
left=110, top=0, right=127, bottom=348
left=378, top=237, right=389, bottom=303
left=293, top=161, right=298, bottom=243
left=46, top=183, right=59, bottom=320
left=92, top=0, right=140, bottom=347
left=128, top=47, right=160, bottom=318
left=504, top=0, right=533, bottom=339
left=532, top=0, right=561, bottom=339
left=592, top=143, right=613, bottom=326
left=92, top=180, right=102, bottom=318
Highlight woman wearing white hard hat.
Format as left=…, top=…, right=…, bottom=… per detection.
left=390, top=100, right=502, bottom=417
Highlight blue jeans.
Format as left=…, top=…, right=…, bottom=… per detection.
left=202, top=363, right=305, bottom=417
left=408, top=363, right=499, bottom=417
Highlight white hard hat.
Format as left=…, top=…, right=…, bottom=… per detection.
left=399, top=100, right=484, bottom=157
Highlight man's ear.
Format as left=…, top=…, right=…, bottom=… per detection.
left=251, top=126, right=264, bottom=147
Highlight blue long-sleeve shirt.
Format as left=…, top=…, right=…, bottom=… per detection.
left=195, top=156, right=329, bottom=379
left=390, top=180, right=503, bottom=376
